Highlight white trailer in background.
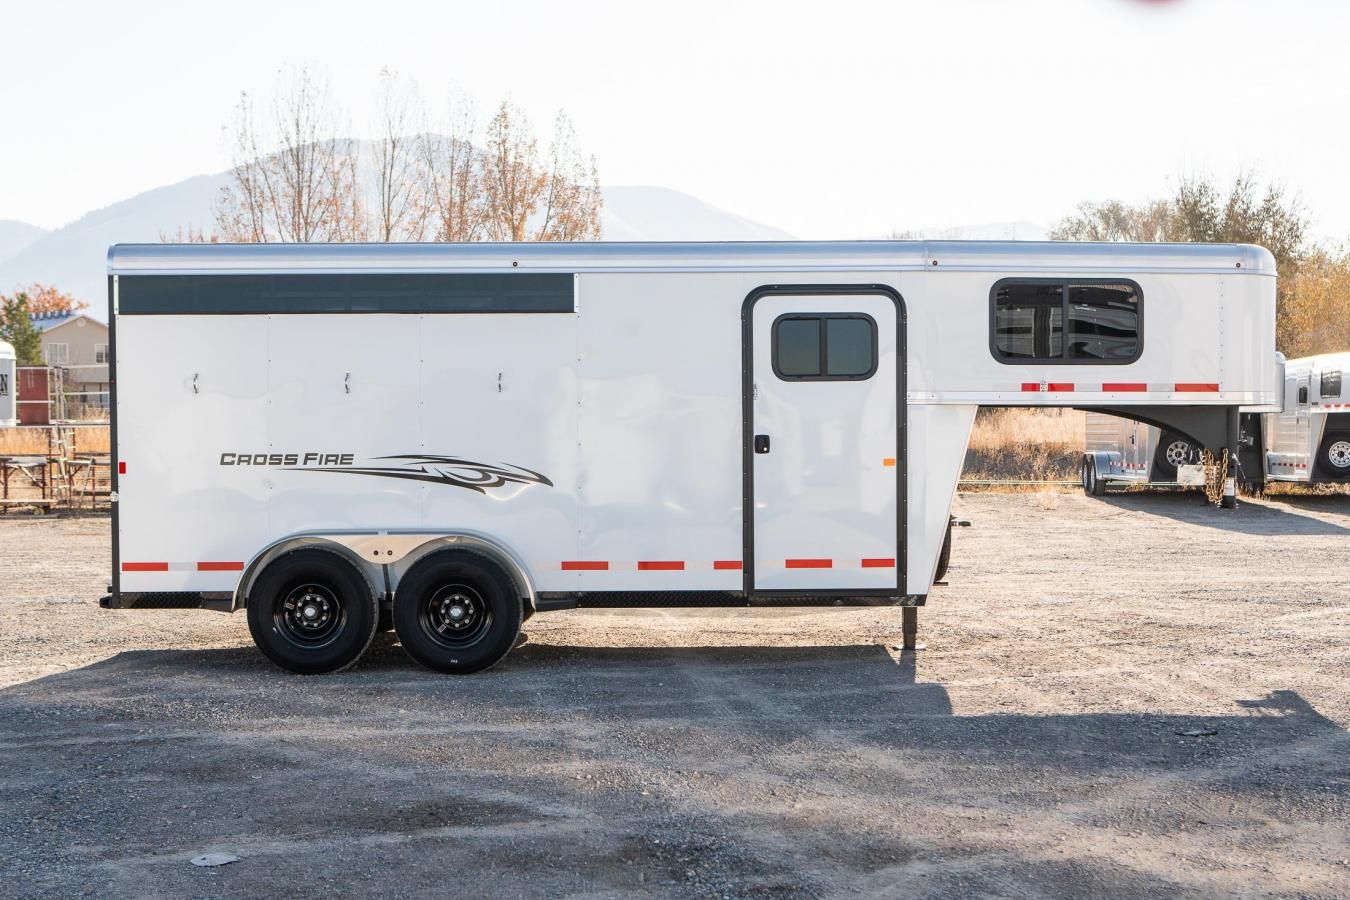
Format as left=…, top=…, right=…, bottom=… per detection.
left=0, top=340, right=15, bottom=427
left=102, top=241, right=1277, bottom=675
left=1263, top=353, right=1350, bottom=483
left=1082, top=411, right=1203, bottom=492
left=1083, top=352, right=1350, bottom=492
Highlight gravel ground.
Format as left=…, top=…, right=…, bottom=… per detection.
left=1, top=492, right=1348, bottom=898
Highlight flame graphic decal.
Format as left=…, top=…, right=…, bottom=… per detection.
left=300, top=454, right=552, bottom=495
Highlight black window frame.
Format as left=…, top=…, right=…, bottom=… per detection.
left=989, top=277, right=1143, bottom=366
left=771, top=312, right=879, bottom=381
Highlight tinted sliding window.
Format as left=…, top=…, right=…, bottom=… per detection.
left=118, top=273, right=575, bottom=315
left=1321, top=370, right=1343, bottom=400
left=772, top=314, right=877, bottom=380
left=992, top=279, right=1140, bottom=364
left=993, top=283, right=1063, bottom=360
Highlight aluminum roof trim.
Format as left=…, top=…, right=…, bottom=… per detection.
left=108, top=240, right=1277, bottom=276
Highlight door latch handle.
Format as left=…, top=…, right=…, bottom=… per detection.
left=754, top=434, right=771, bottom=454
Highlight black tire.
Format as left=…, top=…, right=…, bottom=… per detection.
left=1084, top=457, right=1106, bottom=497
left=934, top=524, right=952, bottom=583
left=393, top=551, right=522, bottom=674
left=1316, top=430, right=1350, bottom=479
left=1153, top=431, right=1199, bottom=481
left=246, top=549, right=380, bottom=674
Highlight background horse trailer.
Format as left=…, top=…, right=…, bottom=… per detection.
left=0, top=340, right=15, bottom=428
left=101, top=241, right=1277, bottom=674
left=1263, top=352, right=1350, bottom=483
left=1082, top=412, right=1202, bottom=492
left=1082, top=351, right=1350, bottom=492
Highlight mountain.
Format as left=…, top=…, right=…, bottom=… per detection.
left=0, top=174, right=224, bottom=312
left=601, top=186, right=793, bottom=242
left=889, top=222, right=1050, bottom=241
left=0, top=176, right=794, bottom=316
left=0, top=220, right=49, bottom=268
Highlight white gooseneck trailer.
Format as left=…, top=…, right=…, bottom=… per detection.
left=101, top=241, right=1277, bottom=674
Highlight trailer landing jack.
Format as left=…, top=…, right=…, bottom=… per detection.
left=901, top=607, right=922, bottom=652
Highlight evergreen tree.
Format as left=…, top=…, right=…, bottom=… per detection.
left=0, top=293, right=44, bottom=365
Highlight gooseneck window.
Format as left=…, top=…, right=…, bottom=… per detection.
left=991, top=278, right=1142, bottom=364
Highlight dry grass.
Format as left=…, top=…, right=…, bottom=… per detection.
left=1263, top=480, right=1350, bottom=497
left=0, top=426, right=110, bottom=456
left=966, top=407, right=1086, bottom=453
left=962, top=408, right=1085, bottom=485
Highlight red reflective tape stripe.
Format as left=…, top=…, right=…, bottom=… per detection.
left=1175, top=383, right=1220, bottom=392
left=562, top=561, right=608, bottom=571
left=122, top=562, right=167, bottom=572
left=861, top=558, right=896, bottom=568
left=713, top=560, right=743, bottom=570
left=1102, top=382, right=1147, bottom=392
left=117, top=461, right=127, bottom=475
left=197, top=561, right=244, bottom=572
left=1021, top=382, right=1074, bottom=392
left=786, top=558, right=832, bottom=569
left=637, top=560, right=684, bottom=571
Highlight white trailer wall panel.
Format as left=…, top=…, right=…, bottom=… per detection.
left=116, top=316, right=270, bottom=592
left=575, top=273, right=743, bottom=592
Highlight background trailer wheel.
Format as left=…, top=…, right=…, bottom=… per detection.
left=393, top=550, right=523, bottom=674
left=1153, top=431, right=1200, bottom=481
left=246, top=548, right=380, bottom=675
left=1316, top=431, right=1350, bottom=479
left=1083, top=456, right=1106, bottom=497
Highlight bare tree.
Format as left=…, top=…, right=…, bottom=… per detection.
left=1052, top=174, right=1305, bottom=261
left=420, top=95, right=486, bottom=241
left=1053, top=173, right=1317, bottom=354
left=327, top=138, right=369, bottom=242
left=214, top=66, right=361, bottom=242
left=372, top=70, right=428, bottom=241
left=534, top=112, right=602, bottom=241
left=480, top=101, right=547, bottom=241
left=202, top=71, right=603, bottom=245
left=1050, top=199, right=1171, bottom=242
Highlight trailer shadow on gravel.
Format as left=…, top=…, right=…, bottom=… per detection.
left=2, top=635, right=1347, bottom=897
left=1097, top=491, right=1350, bottom=536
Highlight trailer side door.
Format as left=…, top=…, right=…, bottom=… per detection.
left=745, top=286, right=902, bottom=595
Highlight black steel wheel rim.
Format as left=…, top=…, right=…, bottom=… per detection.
left=276, top=582, right=346, bottom=648
left=419, top=583, right=493, bottom=649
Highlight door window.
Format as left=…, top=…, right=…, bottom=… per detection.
left=772, top=314, right=877, bottom=380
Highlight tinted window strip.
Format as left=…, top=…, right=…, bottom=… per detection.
left=118, top=273, right=575, bottom=315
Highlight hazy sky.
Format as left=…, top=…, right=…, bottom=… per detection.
left=4, top=0, right=1349, bottom=241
